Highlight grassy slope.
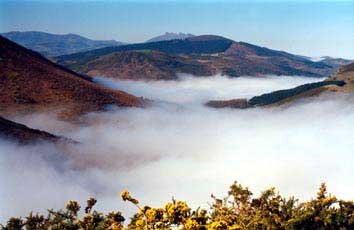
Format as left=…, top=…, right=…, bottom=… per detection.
left=252, top=62, right=354, bottom=107
left=0, top=36, right=144, bottom=119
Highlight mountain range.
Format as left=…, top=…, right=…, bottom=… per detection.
left=0, top=31, right=196, bottom=57
left=0, top=34, right=353, bottom=143
left=2, top=31, right=350, bottom=80
left=1, top=31, right=124, bottom=57
left=55, top=35, right=346, bottom=80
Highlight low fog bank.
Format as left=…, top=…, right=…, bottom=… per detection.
left=94, top=74, right=325, bottom=105
left=1, top=75, right=354, bottom=222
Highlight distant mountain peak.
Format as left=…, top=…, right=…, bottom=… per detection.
left=146, top=32, right=195, bottom=43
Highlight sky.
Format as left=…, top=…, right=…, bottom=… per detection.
left=1, top=0, right=354, bottom=58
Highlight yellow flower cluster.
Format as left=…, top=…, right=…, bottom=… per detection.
left=165, top=201, right=191, bottom=224
left=145, top=207, right=164, bottom=223
left=208, top=220, right=228, bottom=230
left=120, top=190, right=139, bottom=205
left=184, top=218, right=199, bottom=229
left=109, top=222, right=124, bottom=230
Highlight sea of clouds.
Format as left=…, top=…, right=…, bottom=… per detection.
left=1, top=74, right=354, bottom=222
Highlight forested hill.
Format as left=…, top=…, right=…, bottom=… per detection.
left=55, top=35, right=233, bottom=63
left=55, top=35, right=337, bottom=79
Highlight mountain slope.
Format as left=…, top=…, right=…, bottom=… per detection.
left=206, top=80, right=346, bottom=109
left=0, top=36, right=144, bottom=119
left=330, top=62, right=354, bottom=92
left=72, top=50, right=215, bottom=80
left=56, top=35, right=335, bottom=79
left=337, top=62, right=354, bottom=74
left=297, top=55, right=353, bottom=68
left=222, top=42, right=332, bottom=77
left=56, top=35, right=233, bottom=64
left=318, top=57, right=353, bottom=68
left=0, top=116, right=61, bottom=143
left=1, top=31, right=123, bottom=57
left=146, top=32, right=195, bottom=42
left=263, top=61, right=354, bottom=103
left=206, top=62, right=354, bottom=109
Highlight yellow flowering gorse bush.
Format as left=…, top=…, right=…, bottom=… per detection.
left=2, top=181, right=354, bottom=230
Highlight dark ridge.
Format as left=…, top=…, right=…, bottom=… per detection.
left=206, top=80, right=345, bottom=109
left=248, top=80, right=346, bottom=106
left=0, top=116, right=61, bottom=144
left=186, top=35, right=230, bottom=42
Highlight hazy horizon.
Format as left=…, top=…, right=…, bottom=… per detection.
left=1, top=0, right=354, bottom=59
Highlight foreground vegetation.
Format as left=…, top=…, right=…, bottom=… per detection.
left=2, top=181, right=353, bottom=230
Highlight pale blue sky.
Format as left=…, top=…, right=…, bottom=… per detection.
left=1, top=0, right=353, bottom=58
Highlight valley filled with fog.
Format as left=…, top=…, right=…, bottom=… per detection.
left=1, top=75, right=354, bottom=221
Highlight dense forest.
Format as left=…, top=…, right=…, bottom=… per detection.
left=2, top=181, right=353, bottom=230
